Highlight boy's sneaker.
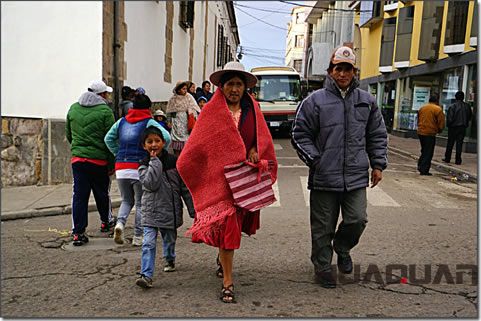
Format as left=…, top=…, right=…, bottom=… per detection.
left=163, top=260, right=176, bottom=272
left=100, top=218, right=117, bottom=233
left=135, top=275, right=153, bottom=288
left=72, top=233, right=89, bottom=246
left=132, top=235, right=143, bottom=246
left=113, top=222, right=125, bottom=244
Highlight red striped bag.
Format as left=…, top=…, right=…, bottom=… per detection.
left=224, top=160, right=276, bottom=212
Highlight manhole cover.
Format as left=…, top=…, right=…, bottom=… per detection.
left=62, top=238, right=127, bottom=251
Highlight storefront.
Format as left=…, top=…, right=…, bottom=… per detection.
left=397, top=74, right=441, bottom=132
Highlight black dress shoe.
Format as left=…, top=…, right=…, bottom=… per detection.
left=442, top=158, right=450, bottom=163
left=455, top=161, right=462, bottom=165
left=420, top=172, right=432, bottom=176
left=315, top=270, right=336, bottom=288
left=337, top=255, right=353, bottom=274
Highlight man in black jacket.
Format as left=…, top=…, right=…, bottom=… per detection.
left=291, top=46, right=388, bottom=288
left=443, top=91, right=473, bottom=165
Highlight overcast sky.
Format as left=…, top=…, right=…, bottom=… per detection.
left=234, top=1, right=295, bottom=71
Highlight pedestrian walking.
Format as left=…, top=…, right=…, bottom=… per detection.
left=120, top=86, right=135, bottom=117
left=443, top=91, right=472, bottom=165
left=291, top=46, right=388, bottom=288
left=104, top=94, right=171, bottom=246
left=135, top=126, right=195, bottom=289
left=177, top=61, right=278, bottom=303
left=196, top=80, right=213, bottom=102
left=135, top=87, right=146, bottom=96
left=197, top=96, right=207, bottom=110
left=187, top=81, right=197, bottom=99
left=66, top=80, right=117, bottom=246
left=417, top=94, right=445, bottom=175
left=165, top=81, right=200, bottom=156
left=153, top=109, right=171, bottom=132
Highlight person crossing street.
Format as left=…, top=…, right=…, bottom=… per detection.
left=291, top=46, right=388, bottom=288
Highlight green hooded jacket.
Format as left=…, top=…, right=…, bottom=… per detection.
left=66, top=92, right=115, bottom=169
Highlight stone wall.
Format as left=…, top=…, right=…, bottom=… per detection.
left=2, top=117, right=44, bottom=186
left=1, top=117, right=72, bottom=187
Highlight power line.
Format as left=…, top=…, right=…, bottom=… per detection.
left=242, top=45, right=286, bottom=52
left=242, top=51, right=285, bottom=61
left=278, top=0, right=371, bottom=13
left=235, top=2, right=357, bottom=17
left=235, top=3, right=291, bottom=14
left=235, top=6, right=288, bottom=31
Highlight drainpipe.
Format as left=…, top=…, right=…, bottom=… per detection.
left=113, top=1, right=120, bottom=119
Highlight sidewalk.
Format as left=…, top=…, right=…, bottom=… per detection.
left=388, top=134, right=477, bottom=181
left=1, top=179, right=122, bottom=221
left=1, top=135, right=477, bottom=221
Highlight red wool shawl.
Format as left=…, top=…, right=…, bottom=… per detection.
left=177, top=89, right=278, bottom=239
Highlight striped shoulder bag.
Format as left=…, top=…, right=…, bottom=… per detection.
left=224, top=160, right=276, bottom=212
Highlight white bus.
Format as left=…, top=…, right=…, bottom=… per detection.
left=250, top=66, right=302, bottom=133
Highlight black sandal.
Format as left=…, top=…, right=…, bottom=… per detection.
left=220, top=284, right=236, bottom=303
left=216, top=255, right=224, bottom=278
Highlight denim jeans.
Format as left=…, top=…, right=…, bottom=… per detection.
left=140, top=227, right=177, bottom=278
left=116, top=178, right=143, bottom=237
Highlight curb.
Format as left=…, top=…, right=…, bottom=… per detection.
left=388, top=146, right=477, bottom=182
left=1, top=198, right=122, bottom=221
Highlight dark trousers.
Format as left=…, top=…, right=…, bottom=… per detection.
left=310, top=188, right=367, bottom=272
left=444, top=126, right=466, bottom=164
left=417, top=135, right=436, bottom=174
left=71, top=162, right=112, bottom=234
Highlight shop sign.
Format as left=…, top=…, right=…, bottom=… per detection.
left=412, top=86, right=430, bottom=110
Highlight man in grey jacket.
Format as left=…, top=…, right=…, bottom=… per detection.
left=291, top=46, right=388, bottom=288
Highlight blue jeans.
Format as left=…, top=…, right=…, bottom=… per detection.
left=140, top=227, right=177, bottom=278
left=116, top=178, right=143, bottom=237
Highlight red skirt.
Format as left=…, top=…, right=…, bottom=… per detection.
left=191, top=209, right=260, bottom=250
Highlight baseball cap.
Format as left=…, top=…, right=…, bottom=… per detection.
left=88, top=80, right=113, bottom=94
left=330, top=46, right=356, bottom=67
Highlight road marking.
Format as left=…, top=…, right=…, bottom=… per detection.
left=300, top=176, right=310, bottom=206
left=300, top=176, right=400, bottom=207
left=393, top=178, right=460, bottom=209
left=366, top=186, right=401, bottom=207
left=269, top=180, right=281, bottom=207
left=274, top=144, right=283, bottom=150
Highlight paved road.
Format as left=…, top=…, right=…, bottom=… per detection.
left=1, top=138, right=477, bottom=318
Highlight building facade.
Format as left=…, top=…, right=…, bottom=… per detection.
left=285, top=6, right=307, bottom=73
left=1, top=1, right=239, bottom=186
left=354, top=0, right=477, bottom=151
left=303, top=1, right=356, bottom=83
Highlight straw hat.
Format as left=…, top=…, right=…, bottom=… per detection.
left=209, top=61, right=258, bottom=88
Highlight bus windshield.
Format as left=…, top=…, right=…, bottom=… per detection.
left=251, top=75, right=301, bottom=102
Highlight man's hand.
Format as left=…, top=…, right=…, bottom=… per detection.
left=371, top=169, right=382, bottom=188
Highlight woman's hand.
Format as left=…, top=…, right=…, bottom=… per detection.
left=247, top=147, right=259, bottom=163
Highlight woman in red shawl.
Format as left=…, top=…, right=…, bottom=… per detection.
left=177, top=62, right=278, bottom=303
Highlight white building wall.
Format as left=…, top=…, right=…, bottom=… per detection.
left=1, top=1, right=103, bottom=119
left=125, top=1, right=237, bottom=101
left=124, top=1, right=169, bottom=101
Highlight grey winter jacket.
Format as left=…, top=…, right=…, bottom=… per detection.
left=447, top=101, right=472, bottom=128
left=139, top=150, right=195, bottom=229
left=291, top=75, right=388, bottom=192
